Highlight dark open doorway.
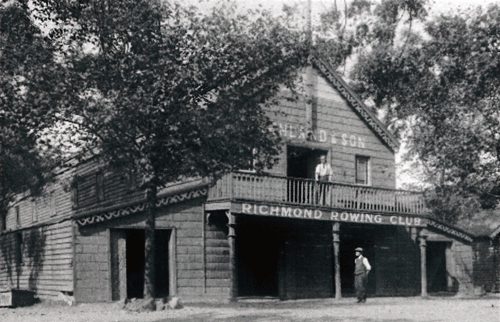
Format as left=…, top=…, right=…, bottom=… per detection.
left=236, top=216, right=333, bottom=300
left=287, top=146, right=328, bottom=204
left=125, top=229, right=171, bottom=299
left=338, top=224, right=375, bottom=296
left=236, top=216, right=280, bottom=297
left=126, top=230, right=145, bottom=299
left=287, top=146, right=327, bottom=179
left=427, top=241, right=448, bottom=293
left=155, top=230, right=171, bottom=297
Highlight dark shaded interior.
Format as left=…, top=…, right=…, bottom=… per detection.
left=236, top=216, right=280, bottom=297
left=339, top=225, right=375, bottom=296
left=126, top=229, right=170, bottom=299
left=287, top=146, right=327, bottom=179
left=427, top=241, right=448, bottom=293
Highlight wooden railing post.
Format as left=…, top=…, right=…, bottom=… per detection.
left=208, top=172, right=427, bottom=215
left=229, top=172, right=234, bottom=200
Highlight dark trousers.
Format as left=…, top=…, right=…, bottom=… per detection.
left=316, top=176, right=329, bottom=205
left=355, top=272, right=368, bottom=301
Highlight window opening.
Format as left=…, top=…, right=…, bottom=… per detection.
left=355, top=156, right=370, bottom=185
left=15, top=205, right=20, bottom=227
left=32, top=200, right=38, bottom=223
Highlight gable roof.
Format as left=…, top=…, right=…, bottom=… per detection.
left=311, top=56, right=399, bottom=153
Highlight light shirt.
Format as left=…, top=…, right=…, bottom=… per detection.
left=315, top=163, right=333, bottom=181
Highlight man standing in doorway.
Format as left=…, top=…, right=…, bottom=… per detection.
left=354, top=247, right=371, bottom=303
left=315, top=155, right=332, bottom=205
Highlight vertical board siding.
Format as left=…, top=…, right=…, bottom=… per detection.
left=451, top=242, right=474, bottom=294
left=0, top=220, right=74, bottom=299
left=281, top=220, right=333, bottom=299
left=425, top=228, right=475, bottom=294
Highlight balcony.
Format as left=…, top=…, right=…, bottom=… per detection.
left=208, top=172, right=427, bottom=215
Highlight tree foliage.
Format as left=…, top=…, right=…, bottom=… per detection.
left=312, top=0, right=427, bottom=73
left=348, top=3, right=500, bottom=222
left=27, top=0, right=309, bottom=300
left=307, top=0, right=500, bottom=222
left=0, top=2, right=61, bottom=222
left=40, top=0, right=309, bottom=185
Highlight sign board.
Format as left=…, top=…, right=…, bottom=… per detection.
left=232, top=203, right=427, bottom=227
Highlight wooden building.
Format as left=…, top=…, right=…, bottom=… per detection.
left=0, top=57, right=483, bottom=303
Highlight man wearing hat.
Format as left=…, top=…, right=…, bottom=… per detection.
left=354, top=247, right=371, bottom=303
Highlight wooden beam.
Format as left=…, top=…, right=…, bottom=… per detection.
left=332, top=222, right=341, bottom=299
left=419, top=235, right=427, bottom=297
left=226, top=211, right=238, bottom=302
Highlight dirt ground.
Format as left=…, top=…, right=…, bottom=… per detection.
left=0, top=295, right=499, bottom=322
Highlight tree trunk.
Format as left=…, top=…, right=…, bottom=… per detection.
left=143, top=183, right=157, bottom=300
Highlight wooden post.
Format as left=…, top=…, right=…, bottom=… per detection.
left=419, top=235, right=427, bottom=297
left=226, top=211, right=238, bottom=302
left=202, top=206, right=206, bottom=294
left=333, top=222, right=341, bottom=299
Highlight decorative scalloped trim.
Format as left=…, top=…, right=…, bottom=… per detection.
left=427, top=219, right=474, bottom=243
left=311, top=56, right=399, bottom=152
left=76, top=188, right=208, bottom=226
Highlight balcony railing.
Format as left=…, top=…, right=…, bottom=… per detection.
left=208, top=172, right=427, bottom=215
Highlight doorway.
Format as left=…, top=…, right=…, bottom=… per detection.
left=126, top=230, right=145, bottom=299
left=338, top=224, right=375, bottom=296
left=111, top=229, right=171, bottom=300
left=287, top=146, right=328, bottom=204
left=427, top=242, right=448, bottom=293
left=287, top=146, right=327, bottom=179
left=236, top=216, right=333, bottom=299
left=236, top=216, right=280, bottom=297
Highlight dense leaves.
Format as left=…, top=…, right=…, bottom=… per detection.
left=348, top=4, right=500, bottom=222
left=306, top=0, right=500, bottom=222
left=25, top=0, right=309, bottom=299
left=313, top=0, right=427, bottom=74
left=39, top=0, right=309, bottom=185
left=0, top=2, right=62, bottom=222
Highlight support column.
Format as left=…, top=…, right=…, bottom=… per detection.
left=226, top=211, right=238, bottom=302
left=110, top=230, right=127, bottom=301
left=419, top=235, right=427, bottom=297
left=333, top=222, right=341, bottom=299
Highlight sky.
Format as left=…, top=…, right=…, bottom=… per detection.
left=188, top=0, right=499, bottom=16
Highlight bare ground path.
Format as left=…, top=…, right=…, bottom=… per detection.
left=0, top=295, right=499, bottom=322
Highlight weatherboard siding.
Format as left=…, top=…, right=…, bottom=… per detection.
left=265, top=68, right=395, bottom=188
left=0, top=220, right=74, bottom=300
